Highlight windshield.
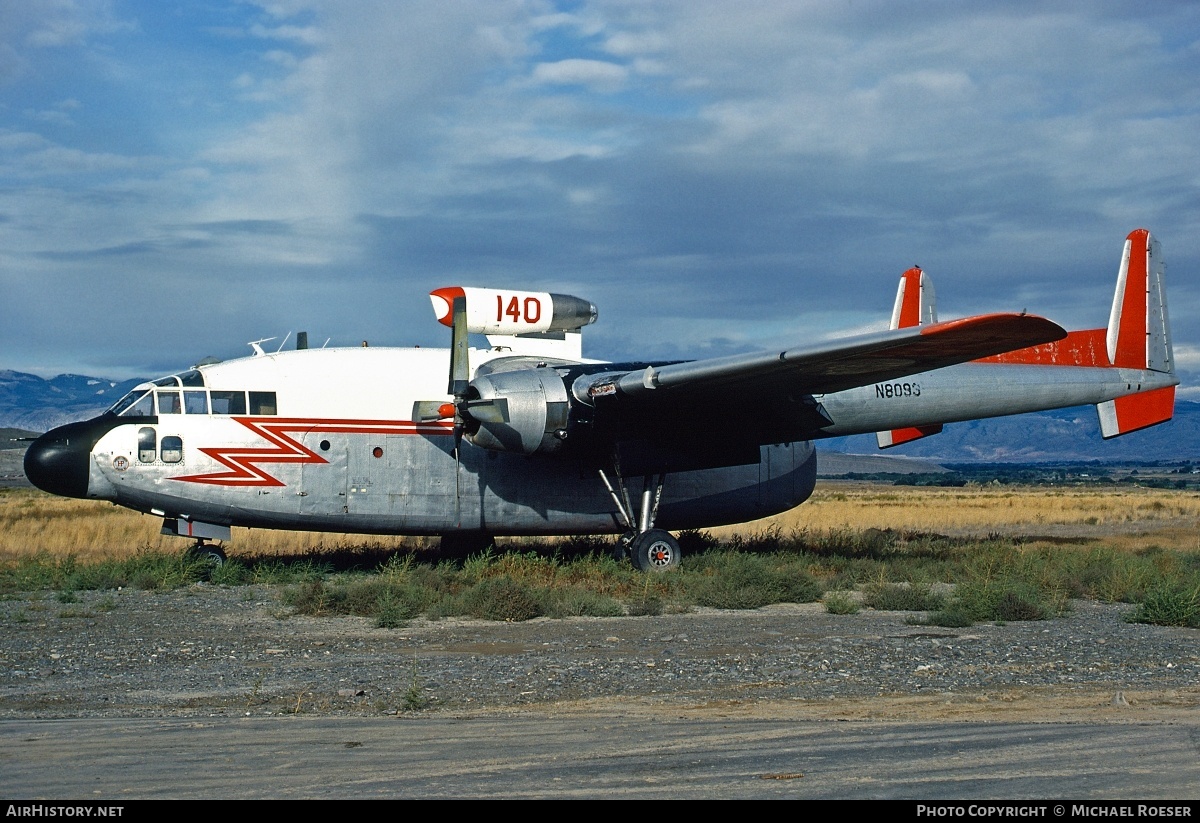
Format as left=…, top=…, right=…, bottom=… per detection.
left=107, top=389, right=154, bottom=417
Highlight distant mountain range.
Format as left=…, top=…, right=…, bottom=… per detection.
left=819, top=401, right=1200, bottom=463
left=2, top=368, right=1196, bottom=463
left=0, top=370, right=145, bottom=432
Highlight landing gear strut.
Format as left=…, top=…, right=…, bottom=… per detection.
left=599, top=463, right=681, bottom=571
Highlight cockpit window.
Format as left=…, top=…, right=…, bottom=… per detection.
left=183, top=391, right=208, bottom=414
left=153, top=376, right=180, bottom=388
left=249, top=391, right=278, bottom=415
left=109, top=389, right=154, bottom=417
left=210, top=390, right=247, bottom=415
left=179, top=370, right=205, bottom=387
left=157, top=391, right=181, bottom=414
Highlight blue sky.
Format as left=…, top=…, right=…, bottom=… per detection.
left=3, top=1, right=1200, bottom=398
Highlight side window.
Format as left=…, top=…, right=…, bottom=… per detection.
left=161, top=436, right=183, bottom=464
left=249, top=391, right=278, bottom=415
left=210, top=391, right=247, bottom=415
left=183, top=391, right=209, bottom=415
left=138, top=427, right=156, bottom=463
left=157, top=391, right=181, bottom=414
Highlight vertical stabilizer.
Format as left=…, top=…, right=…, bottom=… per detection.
left=1106, top=229, right=1173, bottom=373
left=878, top=267, right=943, bottom=449
left=889, top=267, right=938, bottom=330
left=1096, top=229, right=1177, bottom=438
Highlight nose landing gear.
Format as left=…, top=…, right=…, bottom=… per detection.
left=184, top=540, right=226, bottom=567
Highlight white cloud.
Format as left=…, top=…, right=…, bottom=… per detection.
left=530, top=58, right=628, bottom=92
left=248, top=23, right=323, bottom=46
left=17, top=0, right=134, bottom=48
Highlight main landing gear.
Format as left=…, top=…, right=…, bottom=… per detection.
left=600, top=466, right=681, bottom=572
left=626, top=528, right=680, bottom=572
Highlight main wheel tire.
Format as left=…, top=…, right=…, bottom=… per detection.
left=186, top=544, right=226, bottom=567
left=629, top=529, right=681, bottom=572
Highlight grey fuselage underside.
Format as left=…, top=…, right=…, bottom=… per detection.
left=103, top=437, right=816, bottom=536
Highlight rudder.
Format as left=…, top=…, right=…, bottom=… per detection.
left=1097, top=228, right=1177, bottom=438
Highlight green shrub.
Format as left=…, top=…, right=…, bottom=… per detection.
left=915, top=604, right=976, bottom=628
left=688, top=551, right=823, bottom=610
left=1126, top=586, right=1200, bottom=627
left=824, top=592, right=860, bottom=615
left=946, top=579, right=1065, bottom=623
left=460, top=577, right=542, bottom=621
left=542, top=587, right=625, bottom=618
left=863, top=582, right=944, bottom=611
left=626, top=595, right=664, bottom=616
left=283, top=579, right=332, bottom=615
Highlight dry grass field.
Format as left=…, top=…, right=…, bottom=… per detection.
left=3, top=481, right=1199, bottom=563
left=711, top=482, right=1200, bottom=551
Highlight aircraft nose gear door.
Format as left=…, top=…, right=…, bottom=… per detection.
left=598, top=468, right=680, bottom=571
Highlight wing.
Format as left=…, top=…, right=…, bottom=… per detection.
left=564, top=313, right=1065, bottom=452
left=583, top=313, right=1066, bottom=400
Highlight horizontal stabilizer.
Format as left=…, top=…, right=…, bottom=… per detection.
left=1096, top=385, right=1175, bottom=439
left=877, top=424, right=943, bottom=449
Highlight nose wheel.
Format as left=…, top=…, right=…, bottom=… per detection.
left=184, top=541, right=226, bottom=567
left=628, top=529, right=681, bottom=572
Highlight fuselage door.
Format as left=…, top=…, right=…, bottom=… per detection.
left=299, top=432, right=348, bottom=516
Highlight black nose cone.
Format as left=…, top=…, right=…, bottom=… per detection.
left=24, top=419, right=108, bottom=498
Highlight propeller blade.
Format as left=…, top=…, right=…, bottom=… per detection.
left=438, top=293, right=469, bottom=524
left=448, top=295, right=469, bottom=399
left=460, top=397, right=509, bottom=424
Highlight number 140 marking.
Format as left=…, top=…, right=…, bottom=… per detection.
left=497, top=295, right=543, bottom=324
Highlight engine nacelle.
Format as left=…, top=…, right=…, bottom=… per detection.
left=465, top=368, right=571, bottom=455
left=430, top=287, right=597, bottom=336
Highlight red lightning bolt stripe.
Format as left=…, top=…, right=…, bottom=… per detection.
left=171, top=417, right=454, bottom=487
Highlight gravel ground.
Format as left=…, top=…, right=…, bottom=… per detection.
left=2, top=584, right=1198, bottom=723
